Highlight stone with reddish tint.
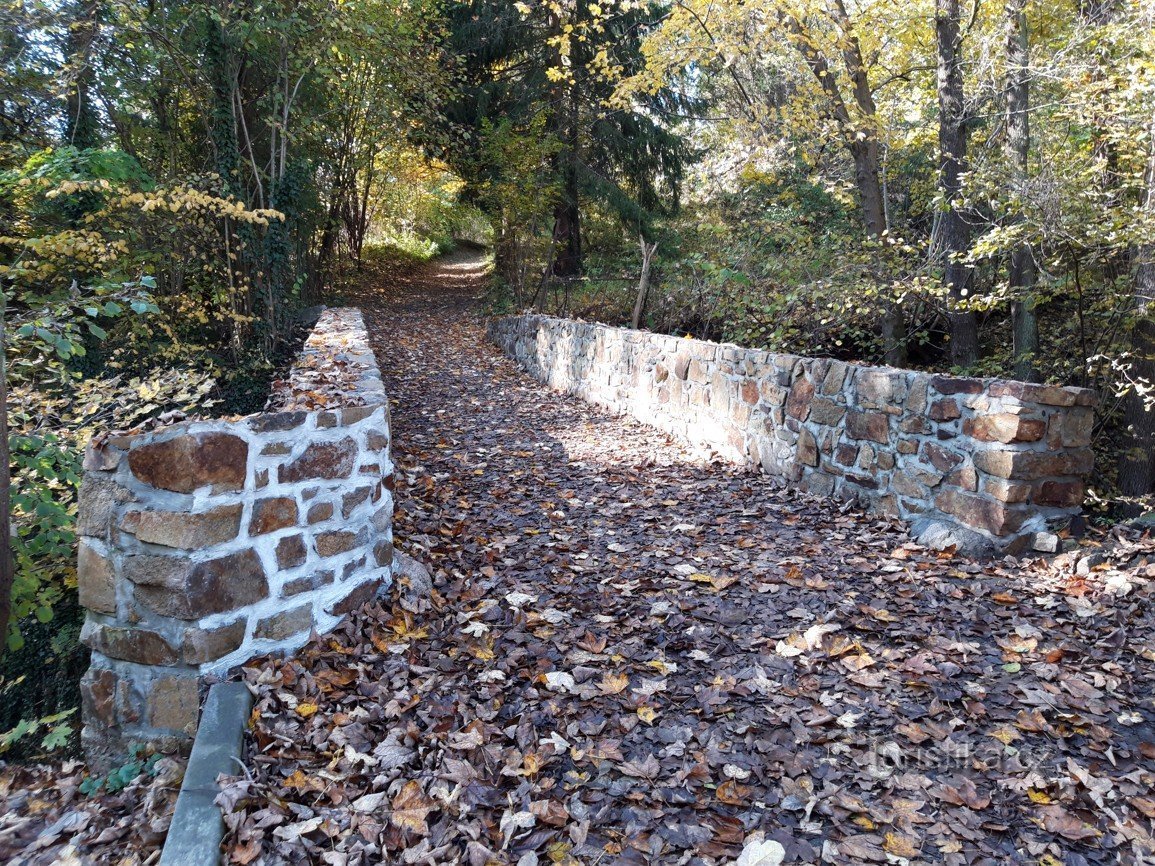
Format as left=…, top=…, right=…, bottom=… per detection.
left=182, top=619, right=247, bottom=665
left=316, top=530, right=359, bottom=557
left=796, top=428, right=818, bottom=467
left=327, top=578, right=385, bottom=616
left=135, top=549, right=268, bottom=619
left=307, top=502, right=334, bottom=524
left=785, top=379, right=814, bottom=420
left=935, top=489, right=1026, bottom=535
left=249, top=497, right=299, bottom=535
left=254, top=603, right=313, bottom=641
left=278, top=438, right=357, bottom=483
left=972, top=448, right=1094, bottom=480
left=78, top=539, right=117, bottom=614
left=808, top=398, right=845, bottom=427
left=924, top=443, right=963, bottom=472
left=81, top=667, right=118, bottom=726
left=276, top=534, right=308, bottom=569
left=845, top=410, right=889, bottom=444
left=739, top=380, right=759, bottom=405
left=341, top=405, right=379, bottom=425
left=122, top=553, right=190, bottom=589
left=366, top=431, right=390, bottom=451
left=930, top=375, right=983, bottom=396
left=120, top=504, right=242, bottom=550
left=964, top=413, right=1046, bottom=444
left=1034, top=479, right=1085, bottom=508
left=128, top=432, right=248, bottom=494
left=1058, top=407, right=1094, bottom=447
left=82, top=621, right=178, bottom=666
left=983, top=477, right=1031, bottom=504
left=928, top=399, right=961, bottom=422
left=148, top=675, right=200, bottom=731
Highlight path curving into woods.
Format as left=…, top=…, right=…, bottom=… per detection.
left=218, top=248, right=1155, bottom=865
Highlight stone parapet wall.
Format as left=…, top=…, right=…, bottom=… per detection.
left=489, top=314, right=1096, bottom=554
left=78, top=308, right=393, bottom=767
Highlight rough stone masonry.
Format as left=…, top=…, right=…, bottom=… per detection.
left=489, top=314, right=1097, bottom=555
left=77, top=308, right=394, bottom=768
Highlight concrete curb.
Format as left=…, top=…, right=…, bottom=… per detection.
left=160, top=682, right=252, bottom=866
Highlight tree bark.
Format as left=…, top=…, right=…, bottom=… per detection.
left=64, top=0, right=101, bottom=149
left=0, top=293, right=13, bottom=655
left=936, top=0, right=980, bottom=368
left=632, top=236, right=658, bottom=329
left=787, top=7, right=906, bottom=364
left=1118, top=106, right=1155, bottom=496
left=1005, top=0, right=1039, bottom=381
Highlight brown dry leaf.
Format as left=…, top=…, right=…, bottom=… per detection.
left=599, top=672, right=629, bottom=694
left=390, top=780, right=435, bottom=836
left=716, top=779, right=751, bottom=805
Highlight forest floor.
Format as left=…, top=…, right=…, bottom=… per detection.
left=4, top=249, right=1155, bottom=865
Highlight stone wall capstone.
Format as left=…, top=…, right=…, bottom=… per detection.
left=488, top=314, right=1097, bottom=555
left=77, top=308, right=394, bottom=768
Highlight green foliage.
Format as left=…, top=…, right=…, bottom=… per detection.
left=0, top=706, right=76, bottom=756
left=79, top=748, right=162, bottom=796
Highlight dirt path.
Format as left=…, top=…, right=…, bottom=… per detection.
left=221, top=250, right=1155, bottom=865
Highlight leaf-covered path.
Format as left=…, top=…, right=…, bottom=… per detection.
left=223, top=249, right=1155, bottom=865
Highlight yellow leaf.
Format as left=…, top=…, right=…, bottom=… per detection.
left=883, top=832, right=920, bottom=858
left=599, top=672, right=629, bottom=694
left=636, top=706, right=657, bottom=725
left=296, top=703, right=319, bottom=718
left=989, top=726, right=1021, bottom=745
left=1028, top=788, right=1054, bottom=805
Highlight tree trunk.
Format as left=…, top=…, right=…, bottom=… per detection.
left=1005, top=0, right=1039, bottom=381
left=936, top=0, right=980, bottom=368
left=0, top=295, right=13, bottom=655
left=1118, top=106, right=1155, bottom=496
left=632, top=236, right=658, bottom=329
left=64, top=0, right=101, bottom=149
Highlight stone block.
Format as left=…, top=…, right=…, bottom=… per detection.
left=276, top=534, right=308, bottom=569
left=930, top=375, right=983, bottom=396
left=785, top=379, right=815, bottom=421
left=341, top=405, right=379, bottom=426
left=260, top=442, right=291, bottom=456
left=928, top=399, right=961, bottom=422
left=121, top=504, right=243, bottom=549
left=148, top=675, right=200, bottom=732
left=857, top=370, right=907, bottom=405
left=1057, top=407, right=1094, bottom=447
left=982, top=477, right=1031, bottom=504
left=249, top=497, right=299, bottom=536
left=366, top=430, right=390, bottom=451
left=82, top=621, right=179, bottom=666
left=182, top=620, right=248, bottom=665
left=924, top=443, right=964, bottom=472
left=278, top=438, right=358, bottom=483
left=80, top=667, right=118, bottom=727
left=328, top=578, right=385, bottom=616
left=374, top=539, right=394, bottom=568
left=905, top=377, right=929, bottom=415
left=128, top=432, right=248, bottom=494
left=988, top=381, right=1096, bottom=407
left=307, top=502, right=334, bottom=524
left=316, top=530, right=359, bottom=557
left=123, top=553, right=191, bottom=589
left=964, top=413, right=1046, bottom=444
left=78, top=539, right=117, bottom=615
left=934, top=489, right=1026, bottom=535
left=739, top=379, right=759, bottom=405
left=797, top=428, right=819, bottom=466
left=247, top=411, right=307, bottom=433
left=808, top=398, right=845, bottom=427
left=822, top=361, right=849, bottom=395
left=77, top=477, right=133, bottom=538
left=135, top=549, right=268, bottom=619
left=972, top=448, right=1094, bottom=480
left=845, top=410, right=889, bottom=443
left=254, top=603, right=313, bottom=641
left=1034, top=479, right=1085, bottom=508
left=283, top=570, right=335, bottom=597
